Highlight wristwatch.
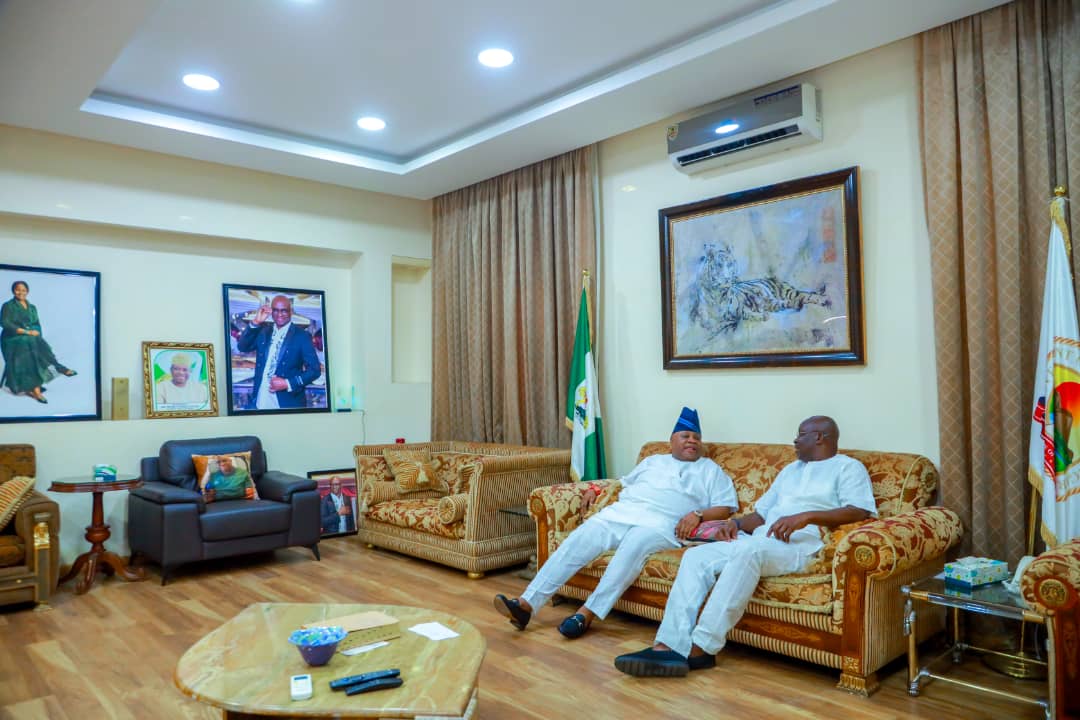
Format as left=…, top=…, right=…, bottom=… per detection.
left=692, top=510, right=704, bottom=521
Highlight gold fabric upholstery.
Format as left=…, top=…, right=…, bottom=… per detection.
left=0, top=445, right=59, bottom=609
left=1021, top=538, right=1080, bottom=718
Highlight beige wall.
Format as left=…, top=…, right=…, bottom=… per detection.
left=0, top=126, right=432, bottom=562
left=597, top=38, right=939, bottom=474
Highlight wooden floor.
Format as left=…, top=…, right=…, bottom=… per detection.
left=0, top=538, right=1049, bottom=719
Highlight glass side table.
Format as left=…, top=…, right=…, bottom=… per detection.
left=902, top=575, right=1051, bottom=719
left=49, top=475, right=147, bottom=594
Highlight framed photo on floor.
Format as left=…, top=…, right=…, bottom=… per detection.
left=659, top=166, right=864, bottom=369
left=222, top=284, right=330, bottom=416
left=142, top=341, right=218, bottom=419
left=0, top=263, right=101, bottom=423
left=308, top=468, right=359, bottom=538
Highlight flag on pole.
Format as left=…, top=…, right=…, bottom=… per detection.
left=1028, top=192, right=1080, bottom=547
left=566, top=273, right=607, bottom=482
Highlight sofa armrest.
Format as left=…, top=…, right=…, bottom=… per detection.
left=1021, top=538, right=1080, bottom=615
left=461, top=450, right=571, bottom=542
left=530, top=478, right=619, bottom=567
left=257, top=470, right=316, bottom=503
left=361, top=479, right=399, bottom=510
left=834, top=506, right=963, bottom=579
left=131, top=481, right=205, bottom=509
left=13, top=490, right=60, bottom=589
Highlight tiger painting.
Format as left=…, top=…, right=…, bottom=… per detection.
left=687, top=243, right=830, bottom=335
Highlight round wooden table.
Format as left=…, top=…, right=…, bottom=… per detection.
left=49, top=475, right=147, bottom=594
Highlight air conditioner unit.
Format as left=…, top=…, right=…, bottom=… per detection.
left=667, top=83, right=822, bottom=174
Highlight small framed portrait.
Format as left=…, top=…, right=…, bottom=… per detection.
left=0, top=263, right=101, bottom=424
left=222, top=284, right=331, bottom=416
left=308, top=468, right=359, bottom=538
left=659, top=166, right=865, bottom=369
left=142, top=342, right=218, bottom=419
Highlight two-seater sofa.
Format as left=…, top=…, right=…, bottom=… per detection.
left=356, top=441, right=571, bottom=578
left=530, top=441, right=964, bottom=695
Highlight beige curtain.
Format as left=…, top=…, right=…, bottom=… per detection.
left=431, top=145, right=598, bottom=446
left=919, top=0, right=1079, bottom=561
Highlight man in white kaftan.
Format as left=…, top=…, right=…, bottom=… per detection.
left=495, top=407, right=738, bottom=639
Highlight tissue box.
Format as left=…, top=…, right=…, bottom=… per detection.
left=943, top=557, right=1009, bottom=588
left=93, top=464, right=118, bottom=482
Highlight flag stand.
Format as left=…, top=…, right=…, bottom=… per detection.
left=985, top=187, right=1070, bottom=681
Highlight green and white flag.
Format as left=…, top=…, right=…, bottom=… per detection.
left=566, top=281, right=607, bottom=481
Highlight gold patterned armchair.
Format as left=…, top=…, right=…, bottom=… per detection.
left=530, top=442, right=963, bottom=695
left=355, top=441, right=571, bottom=578
left=1022, top=538, right=1080, bottom=719
left=0, top=444, right=60, bottom=609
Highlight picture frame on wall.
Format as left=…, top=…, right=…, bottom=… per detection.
left=142, top=341, right=218, bottom=419
left=221, top=284, right=331, bottom=416
left=308, top=468, right=359, bottom=538
left=659, top=166, right=864, bottom=369
left=0, top=263, right=101, bottom=423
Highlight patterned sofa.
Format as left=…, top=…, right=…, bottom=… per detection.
left=356, top=441, right=571, bottom=578
left=530, top=442, right=964, bottom=695
left=1021, top=538, right=1080, bottom=719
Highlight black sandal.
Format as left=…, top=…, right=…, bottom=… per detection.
left=558, top=613, right=590, bottom=639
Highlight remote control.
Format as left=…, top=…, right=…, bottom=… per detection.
left=290, top=674, right=313, bottom=701
left=328, top=668, right=401, bottom=691
left=344, top=676, right=404, bottom=696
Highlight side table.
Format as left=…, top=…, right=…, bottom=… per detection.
left=902, top=575, right=1051, bottom=719
left=49, top=475, right=147, bottom=594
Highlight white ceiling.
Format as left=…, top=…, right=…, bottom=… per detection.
left=0, top=0, right=1007, bottom=200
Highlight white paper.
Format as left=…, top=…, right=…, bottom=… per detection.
left=408, top=622, right=459, bottom=641
left=341, top=641, right=389, bottom=656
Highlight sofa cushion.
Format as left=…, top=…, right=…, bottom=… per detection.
left=0, top=477, right=36, bottom=532
left=433, top=453, right=486, bottom=494
left=199, top=499, right=291, bottom=541
left=0, top=535, right=24, bottom=568
left=193, top=452, right=259, bottom=503
left=383, top=449, right=440, bottom=494
left=366, top=498, right=465, bottom=539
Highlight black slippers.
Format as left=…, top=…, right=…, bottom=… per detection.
left=494, top=594, right=531, bottom=631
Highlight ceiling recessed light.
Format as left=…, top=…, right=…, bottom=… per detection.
left=714, top=122, right=740, bottom=135
left=183, top=73, right=220, bottom=91
left=478, top=48, right=514, bottom=68
left=356, top=116, right=386, bottom=131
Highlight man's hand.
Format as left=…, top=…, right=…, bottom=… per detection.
left=253, top=302, right=271, bottom=325
left=338, top=505, right=350, bottom=516
left=713, top=518, right=739, bottom=541
left=581, top=487, right=598, bottom=514
left=268, top=376, right=289, bottom=392
left=675, top=511, right=702, bottom=540
left=767, top=512, right=812, bottom=543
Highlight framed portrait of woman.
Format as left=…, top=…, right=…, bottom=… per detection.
left=0, top=263, right=101, bottom=423
left=142, top=341, right=219, bottom=419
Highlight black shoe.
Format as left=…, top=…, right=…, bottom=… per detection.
left=688, top=653, right=716, bottom=671
left=614, top=648, right=689, bottom=677
left=58, top=366, right=76, bottom=377
left=494, top=594, right=531, bottom=631
left=557, top=613, right=590, bottom=639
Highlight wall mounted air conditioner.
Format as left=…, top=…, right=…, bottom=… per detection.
left=667, top=82, right=822, bottom=174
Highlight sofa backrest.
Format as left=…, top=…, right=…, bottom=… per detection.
left=146, top=436, right=268, bottom=491
left=636, top=442, right=938, bottom=519
left=0, top=444, right=35, bottom=486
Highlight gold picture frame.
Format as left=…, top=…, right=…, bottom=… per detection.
left=142, top=341, right=218, bottom=419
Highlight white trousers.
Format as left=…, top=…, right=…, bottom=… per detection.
left=521, top=516, right=674, bottom=620
left=655, top=533, right=810, bottom=657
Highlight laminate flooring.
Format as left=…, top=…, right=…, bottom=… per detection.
left=0, top=538, right=1048, bottom=719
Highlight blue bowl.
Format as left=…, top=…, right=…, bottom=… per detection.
left=288, top=625, right=347, bottom=666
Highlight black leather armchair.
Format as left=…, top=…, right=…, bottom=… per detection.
left=128, top=436, right=320, bottom=583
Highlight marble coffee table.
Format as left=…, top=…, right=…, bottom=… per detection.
left=175, top=603, right=485, bottom=719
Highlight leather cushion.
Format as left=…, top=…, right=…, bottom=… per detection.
left=0, top=535, right=24, bottom=568
left=199, top=499, right=291, bottom=541
left=158, top=436, right=266, bottom=488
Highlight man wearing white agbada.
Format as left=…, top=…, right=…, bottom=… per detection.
left=494, top=406, right=738, bottom=640
left=615, top=415, right=877, bottom=677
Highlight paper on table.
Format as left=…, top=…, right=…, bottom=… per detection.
left=408, top=622, right=459, bottom=641
left=341, top=641, right=390, bottom=656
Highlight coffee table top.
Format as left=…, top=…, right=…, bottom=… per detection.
left=174, top=603, right=486, bottom=718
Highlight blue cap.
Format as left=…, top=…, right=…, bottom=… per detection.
left=673, top=407, right=701, bottom=435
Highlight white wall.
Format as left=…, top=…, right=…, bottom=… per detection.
left=0, top=125, right=432, bottom=563
left=597, top=38, right=939, bottom=473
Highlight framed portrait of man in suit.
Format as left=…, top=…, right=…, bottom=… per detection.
left=222, top=284, right=331, bottom=416
left=308, top=468, right=359, bottom=538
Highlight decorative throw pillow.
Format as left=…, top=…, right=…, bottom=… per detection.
left=687, top=519, right=734, bottom=542
left=192, top=452, right=258, bottom=503
left=383, top=449, right=439, bottom=494
left=0, top=476, right=36, bottom=532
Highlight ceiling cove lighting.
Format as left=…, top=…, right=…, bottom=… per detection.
left=182, top=73, right=220, bottom=91
left=478, top=48, right=513, bottom=68
left=714, top=122, right=740, bottom=135
left=356, top=116, right=386, bottom=131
